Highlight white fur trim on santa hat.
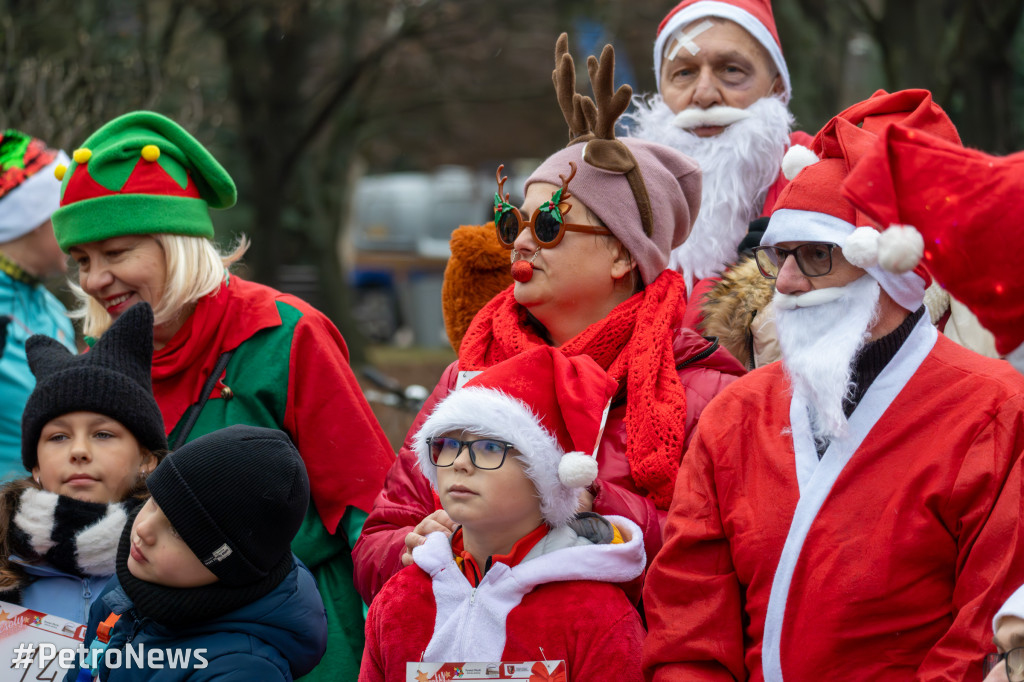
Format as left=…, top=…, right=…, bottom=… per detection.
left=993, top=583, right=1024, bottom=633
left=0, top=151, right=69, bottom=243
left=781, top=144, right=819, bottom=181
left=763, top=209, right=927, bottom=312
left=413, top=386, right=582, bottom=527
left=654, top=1, right=792, bottom=102
left=842, top=226, right=880, bottom=269
left=877, top=225, right=924, bottom=274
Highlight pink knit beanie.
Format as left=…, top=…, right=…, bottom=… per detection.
left=526, top=138, right=701, bottom=285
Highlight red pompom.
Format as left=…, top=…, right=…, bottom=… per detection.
left=511, top=260, right=534, bottom=282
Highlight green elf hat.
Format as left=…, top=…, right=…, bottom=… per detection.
left=51, top=111, right=236, bottom=252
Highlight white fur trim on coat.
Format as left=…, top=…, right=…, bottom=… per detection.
left=414, top=387, right=582, bottom=527
left=414, top=515, right=645, bottom=662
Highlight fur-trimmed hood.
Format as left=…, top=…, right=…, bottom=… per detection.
left=412, top=513, right=644, bottom=662
left=698, top=256, right=777, bottom=370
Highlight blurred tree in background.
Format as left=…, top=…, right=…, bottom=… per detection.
left=3, top=0, right=1023, bottom=361
left=777, top=0, right=1024, bottom=153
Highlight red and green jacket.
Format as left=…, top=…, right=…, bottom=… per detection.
left=151, top=274, right=394, bottom=681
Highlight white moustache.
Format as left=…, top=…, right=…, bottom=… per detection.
left=774, top=287, right=847, bottom=310
left=672, top=105, right=753, bottom=130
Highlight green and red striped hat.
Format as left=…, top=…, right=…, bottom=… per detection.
left=51, top=111, right=236, bottom=251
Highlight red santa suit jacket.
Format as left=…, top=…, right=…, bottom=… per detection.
left=360, top=515, right=646, bottom=682
left=352, top=327, right=744, bottom=603
left=643, top=315, right=1024, bottom=681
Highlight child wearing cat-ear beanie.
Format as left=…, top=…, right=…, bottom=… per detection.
left=64, top=425, right=327, bottom=681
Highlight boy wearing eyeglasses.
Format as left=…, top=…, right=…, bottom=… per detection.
left=358, top=346, right=646, bottom=682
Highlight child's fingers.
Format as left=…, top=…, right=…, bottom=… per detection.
left=404, top=531, right=427, bottom=552
left=433, top=510, right=457, bottom=532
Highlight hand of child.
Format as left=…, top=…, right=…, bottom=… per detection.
left=401, top=510, right=457, bottom=566
left=576, top=488, right=595, bottom=513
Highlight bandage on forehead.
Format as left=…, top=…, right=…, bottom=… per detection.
left=664, top=19, right=714, bottom=60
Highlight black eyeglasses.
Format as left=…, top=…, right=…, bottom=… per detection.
left=984, top=647, right=1024, bottom=681
left=751, top=242, right=838, bottom=279
left=426, top=436, right=515, bottom=470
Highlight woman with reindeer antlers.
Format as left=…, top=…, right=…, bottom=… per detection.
left=352, top=34, right=745, bottom=604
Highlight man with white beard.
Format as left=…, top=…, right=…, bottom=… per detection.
left=642, top=90, right=1024, bottom=682
left=625, top=0, right=812, bottom=296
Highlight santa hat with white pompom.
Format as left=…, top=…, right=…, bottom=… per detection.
left=413, top=345, right=618, bottom=528
left=763, top=89, right=961, bottom=312
left=843, top=122, right=1024, bottom=356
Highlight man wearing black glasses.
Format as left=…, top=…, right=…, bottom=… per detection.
left=643, top=90, right=1024, bottom=682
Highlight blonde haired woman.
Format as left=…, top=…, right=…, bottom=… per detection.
left=70, top=231, right=247, bottom=345
left=51, top=111, right=394, bottom=680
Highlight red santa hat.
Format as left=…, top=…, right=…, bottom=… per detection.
left=654, top=0, right=792, bottom=102
left=842, top=123, right=1024, bottom=355
left=414, top=346, right=618, bottom=528
left=763, top=89, right=960, bottom=312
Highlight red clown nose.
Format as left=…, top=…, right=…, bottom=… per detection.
left=511, top=260, right=534, bottom=282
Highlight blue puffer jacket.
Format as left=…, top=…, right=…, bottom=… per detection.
left=63, top=558, right=327, bottom=681
left=14, top=558, right=114, bottom=624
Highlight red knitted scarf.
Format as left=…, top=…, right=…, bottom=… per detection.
left=458, top=270, right=689, bottom=508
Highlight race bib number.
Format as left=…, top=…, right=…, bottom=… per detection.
left=406, top=660, right=566, bottom=681
left=0, top=600, right=86, bottom=679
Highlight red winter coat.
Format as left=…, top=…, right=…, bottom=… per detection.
left=643, top=324, right=1024, bottom=681
left=352, top=327, right=745, bottom=604
left=360, top=515, right=646, bottom=682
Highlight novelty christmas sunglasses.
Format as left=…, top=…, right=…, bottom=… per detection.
left=493, top=162, right=611, bottom=248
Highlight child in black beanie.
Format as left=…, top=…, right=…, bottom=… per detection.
left=0, top=302, right=167, bottom=624
left=65, top=425, right=327, bottom=682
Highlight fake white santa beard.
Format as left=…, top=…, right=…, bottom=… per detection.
left=774, top=275, right=881, bottom=445
left=623, top=95, right=793, bottom=290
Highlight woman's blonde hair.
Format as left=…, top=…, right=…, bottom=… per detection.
left=69, top=234, right=250, bottom=339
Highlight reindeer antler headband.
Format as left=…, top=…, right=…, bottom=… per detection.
left=552, top=33, right=655, bottom=238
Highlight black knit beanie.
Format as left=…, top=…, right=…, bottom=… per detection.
left=21, top=302, right=167, bottom=470
left=145, top=425, right=309, bottom=587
